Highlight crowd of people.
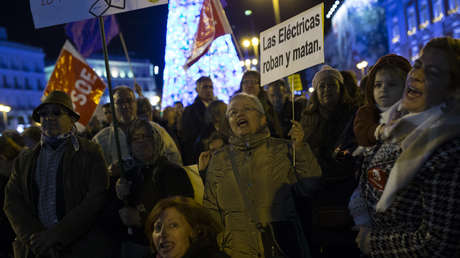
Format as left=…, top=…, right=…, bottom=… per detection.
left=0, top=36, right=459, bottom=258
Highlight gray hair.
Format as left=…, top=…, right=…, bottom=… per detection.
left=227, top=93, right=265, bottom=116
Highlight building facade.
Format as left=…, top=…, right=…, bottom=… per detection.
left=0, top=27, right=47, bottom=131
left=383, top=0, right=459, bottom=62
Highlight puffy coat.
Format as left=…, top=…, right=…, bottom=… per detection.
left=204, top=129, right=321, bottom=257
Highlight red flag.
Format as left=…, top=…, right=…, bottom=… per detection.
left=45, top=41, right=106, bottom=126
left=184, top=0, right=233, bottom=69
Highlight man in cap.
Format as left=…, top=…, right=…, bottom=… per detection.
left=3, top=90, right=113, bottom=258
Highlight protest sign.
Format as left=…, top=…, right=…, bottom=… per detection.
left=260, top=3, right=324, bottom=86
left=288, top=74, right=303, bottom=91
left=45, top=41, right=106, bottom=126
left=30, top=0, right=168, bottom=29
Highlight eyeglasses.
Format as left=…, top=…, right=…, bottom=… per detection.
left=227, top=107, right=259, bottom=118
left=38, top=109, right=65, bottom=118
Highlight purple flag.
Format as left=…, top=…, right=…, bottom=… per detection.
left=65, top=15, right=120, bottom=58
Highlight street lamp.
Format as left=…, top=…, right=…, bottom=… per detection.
left=0, top=104, right=11, bottom=128
left=356, top=60, right=369, bottom=76
left=242, top=39, right=251, bottom=48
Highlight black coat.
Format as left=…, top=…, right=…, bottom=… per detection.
left=181, top=97, right=208, bottom=165
left=104, top=157, right=194, bottom=245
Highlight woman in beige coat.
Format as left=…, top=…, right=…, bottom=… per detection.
left=203, top=93, right=321, bottom=258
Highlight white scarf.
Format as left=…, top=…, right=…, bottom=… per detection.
left=376, top=102, right=460, bottom=212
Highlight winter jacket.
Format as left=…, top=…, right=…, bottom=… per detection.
left=203, top=129, right=321, bottom=258
left=92, top=120, right=182, bottom=166
left=181, top=97, right=208, bottom=165
left=3, top=137, right=114, bottom=258
left=353, top=104, right=381, bottom=147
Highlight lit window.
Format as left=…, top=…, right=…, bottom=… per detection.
left=419, top=0, right=430, bottom=29
left=392, top=17, right=400, bottom=43
left=433, top=0, right=444, bottom=22
left=448, top=0, right=459, bottom=14
left=411, top=45, right=419, bottom=61
left=407, top=5, right=417, bottom=35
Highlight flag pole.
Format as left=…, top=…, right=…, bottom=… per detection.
left=98, top=16, right=125, bottom=177
left=98, top=15, right=132, bottom=235
left=291, top=77, right=296, bottom=167
left=119, top=31, right=138, bottom=86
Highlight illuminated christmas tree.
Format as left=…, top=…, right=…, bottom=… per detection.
left=161, top=0, right=243, bottom=109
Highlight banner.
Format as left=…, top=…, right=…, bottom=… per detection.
left=183, top=0, right=233, bottom=69
left=260, top=3, right=324, bottom=86
left=45, top=41, right=106, bottom=126
left=30, top=0, right=168, bottom=29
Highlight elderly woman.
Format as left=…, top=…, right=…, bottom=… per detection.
left=204, top=93, right=321, bottom=258
left=353, top=54, right=411, bottom=147
left=114, top=119, right=194, bottom=257
left=239, top=70, right=284, bottom=138
left=145, top=196, right=228, bottom=258
left=354, top=37, right=460, bottom=257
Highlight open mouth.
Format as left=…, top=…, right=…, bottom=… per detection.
left=406, top=85, right=423, bottom=98
left=159, top=241, right=175, bottom=253
left=237, top=119, right=248, bottom=127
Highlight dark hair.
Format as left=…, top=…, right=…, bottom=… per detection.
left=113, top=86, right=134, bottom=97
left=137, top=98, right=152, bottom=114
left=196, top=76, right=212, bottom=87
left=266, top=79, right=287, bottom=95
left=205, top=100, right=227, bottom=125
left=239, top=70, right=261, bottom=90
left=364, top=54, right=411, bottom=105
left=144, top=196, right=223, bottom=252
left=102, top=103, right=111, bottom=109
left=341, top=70, right=364, bottom=106
left=422, top=36, right=460, bottom=92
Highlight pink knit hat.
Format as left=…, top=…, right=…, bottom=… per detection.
left=312, top=65, right=344, bottom=90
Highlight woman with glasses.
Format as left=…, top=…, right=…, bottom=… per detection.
left=239, top=70, right=284, bottom=138
left=204, top=93, right=321, bottom=258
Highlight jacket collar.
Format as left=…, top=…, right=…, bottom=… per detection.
left=229, top=127, right=270, bottom=151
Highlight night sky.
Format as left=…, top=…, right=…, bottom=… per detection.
left=0, top=1, right=169, bottom=82
left=0, top=1, right=329, bottom=88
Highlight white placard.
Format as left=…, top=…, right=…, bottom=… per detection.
left=260, top=3, right=324, bottom=86
left=30, top=0, right=168, bottom=29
